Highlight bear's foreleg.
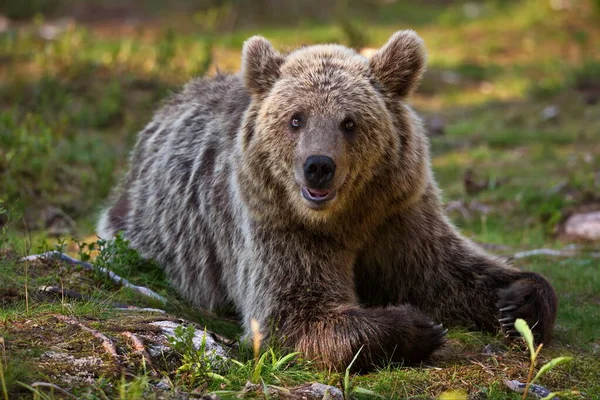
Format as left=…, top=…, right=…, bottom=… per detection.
left=238, top=228, right=446, bottom=370
left=356, top=206, right=557, bottom=344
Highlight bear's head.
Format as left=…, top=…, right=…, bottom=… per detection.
left=239, top=31, right=428, bottom=226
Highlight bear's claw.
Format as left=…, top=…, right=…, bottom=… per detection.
left=496, top=272, right=557, bottom=344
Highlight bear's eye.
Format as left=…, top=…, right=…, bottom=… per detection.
left=342, top=119, right=356, bottom=133
left=290, top=116, right=303, bottom=129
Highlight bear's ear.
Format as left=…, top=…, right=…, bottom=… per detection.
left=369, top=30, right=427, bottom=98
left=242, top=36, right=285, bottom=96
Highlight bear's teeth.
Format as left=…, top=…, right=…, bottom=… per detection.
left=307, top=189, right=330, bottom=198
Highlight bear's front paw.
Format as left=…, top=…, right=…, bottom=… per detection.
left=416, top=320, right=448, bottom=357
left=400, top=308, right=448, bottom=362
left=497, top=272, right=558, bottom=344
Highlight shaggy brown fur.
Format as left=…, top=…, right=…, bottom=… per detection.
left=98, top=31, right=557, bottom=370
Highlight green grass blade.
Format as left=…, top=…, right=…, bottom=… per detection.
left=344, top=345, right=364, bottom=396
left=229, top=358, right=245, bottom=367
left=514, top=318, right=535, bottom=360
left=261, top=378, right=270, bottom=400
left=205, top=372, right=231, bottom=384
left=352, top=386, right=385, bottom=398
left=211, top=390, right=242, bottom=396
left=273, top=352, right=301, bottom=370
left=532, top=356, right=573, bottom=384
left=252, top=350, right=270, bottom=383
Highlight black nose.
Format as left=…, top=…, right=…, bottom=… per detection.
left=303, top=155, right=336, bottom=188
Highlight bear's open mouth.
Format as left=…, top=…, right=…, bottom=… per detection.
left=301, top=187, right=336, bottom=205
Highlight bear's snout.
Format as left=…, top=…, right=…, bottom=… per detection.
left=303, top=155, right=336, bottom=189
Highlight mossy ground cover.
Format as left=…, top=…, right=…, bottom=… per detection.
left=1, top=0, right=599, bottom=398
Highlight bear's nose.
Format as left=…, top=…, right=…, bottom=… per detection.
left=303, top=155, right=336, bottom=188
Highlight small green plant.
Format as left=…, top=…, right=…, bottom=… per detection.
left=249, top=348, right=301, bottom=385
left=341, top=347, right=384, bottom=399
left=211, top=347, right=317, bottom=398
left=513, top=318, right=577, bottom=400
left=168, top=322, right=322, bottom=396
left=75, top=232, right=160, bottom=288
left=95, top=232, right=146, bottom=272
left=168, top=324, right=230, bottom=387
left=117, top=373, right=152, bottom=400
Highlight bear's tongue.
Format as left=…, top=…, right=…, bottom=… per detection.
left=307, top=188, right=330, bottom=199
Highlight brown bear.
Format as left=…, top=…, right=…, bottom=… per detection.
left=98, top=30, right=557, bottom=370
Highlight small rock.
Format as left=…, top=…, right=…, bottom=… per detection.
left=541, top=105, right=559, bottom=121
left=147, top=343, right=170, bottom=358
left=155, top=380, right=171, bottom=391
left=149, top=321, right=229, bottom=360
left=40, top=351, right=103, bottom=368
left=291, top=383, right=344, bottom=400
left=564, top=211, right=600, bottom=241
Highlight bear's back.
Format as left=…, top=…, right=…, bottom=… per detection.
left=120, top=73, right=252, bottom=311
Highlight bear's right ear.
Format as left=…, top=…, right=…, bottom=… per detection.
left=242, top=36, right=285, bottom=96
left=370, top=30, right=427, bottom=98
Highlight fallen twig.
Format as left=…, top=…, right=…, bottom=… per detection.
left=38, top=285, right=85, bottom=300
left=513, top=248, right=577, bottom=259
left=113, top=306, right=167, bottom=314
left=30, top=382, right=77, bottom=399
left=122, top=331, right=158, bottom=376
left=469, top=359, right=494, bottom=376
left=53, top=314, right=119, bottom=359
left=504, top=379, right=557, bottom=399
left=23, top=251, right=166, bottom=303
left=513, top=245, right=600, bottom=260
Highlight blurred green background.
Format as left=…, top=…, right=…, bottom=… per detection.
left=1, top=0, right=598, bottom=243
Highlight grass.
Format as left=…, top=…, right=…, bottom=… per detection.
left=0, top=0, right=599, bottom=398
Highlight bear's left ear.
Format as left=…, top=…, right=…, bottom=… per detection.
left=242, top=36, right=285, bottom=96
left=369, top=30, right=427, bottom=98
